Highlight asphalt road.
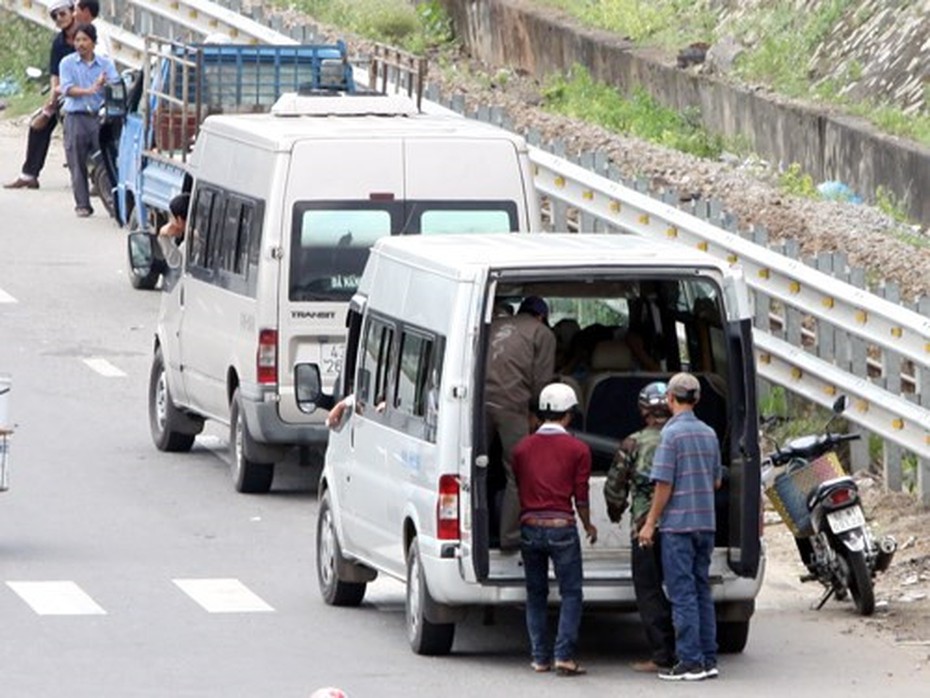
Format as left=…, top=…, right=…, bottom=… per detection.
left=0, top=121, right=926, bottom=697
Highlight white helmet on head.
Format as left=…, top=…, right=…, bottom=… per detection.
left=538, top=382, right=578, bottom=413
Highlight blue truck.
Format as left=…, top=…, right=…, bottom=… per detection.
left=108, top=36, right=383, bottom=289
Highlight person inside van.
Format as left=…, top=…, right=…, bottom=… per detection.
left=512, top=382, right=596, bottom=676
left=485, top=295, right=556, bottom=550
left=157, top=193, right=191, bottom=275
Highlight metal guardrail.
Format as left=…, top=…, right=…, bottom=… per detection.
left=7, top=0, right=928, bottom=499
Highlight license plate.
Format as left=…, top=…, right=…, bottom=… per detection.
left=320, top=342, right=345, bottom=378
left=827, top=506, right=865, bottom=533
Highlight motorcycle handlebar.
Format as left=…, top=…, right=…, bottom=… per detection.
left=768, top=432, right=860, bottom=465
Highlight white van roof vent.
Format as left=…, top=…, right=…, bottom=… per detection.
left=271, top=92, right=419, bottom=117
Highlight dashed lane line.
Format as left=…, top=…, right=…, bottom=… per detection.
left=6, top=581, right=107, bottom=616
left=82, top=357, right=127, bottom=378
left=0, top=287, right=17, bottom=304
left=173, top=578, right=276, bottom=613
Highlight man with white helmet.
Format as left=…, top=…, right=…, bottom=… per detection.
left=511, top=382, right=597, bottom=677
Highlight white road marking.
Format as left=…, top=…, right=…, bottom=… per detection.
left=0, top=288, right=17, bottom=304
left=6, top=581, right=107, bottom=615
left=82, top=358, right=126, bottom=377
left=173, top=578, right=274, bottom=613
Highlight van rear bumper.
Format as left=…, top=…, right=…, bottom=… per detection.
left=240, top=394, right=329, bottom=458
left=419, top=539, right=765, bottom=609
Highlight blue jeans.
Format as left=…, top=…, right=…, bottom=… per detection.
left=520, top=524, right=583, bottom=664
left=660, top=530, right=717, bottom=667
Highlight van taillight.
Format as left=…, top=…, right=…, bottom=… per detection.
left=257, top=329, right=278, bottom=384
left=437, top=475, right=460, bottom=540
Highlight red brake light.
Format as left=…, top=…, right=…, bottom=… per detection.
left=257, top=329, right=277, bottom=384
left=827, top=488, right=854, bottom=507
left=437, top=475, right=460, bottom=540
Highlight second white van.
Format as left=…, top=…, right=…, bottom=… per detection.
left=303, top=233, right=765, bottom=656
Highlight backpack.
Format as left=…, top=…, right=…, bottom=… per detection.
left=603, top=436, right=637, bottom=523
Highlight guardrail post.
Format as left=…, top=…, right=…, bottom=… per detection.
left=880, top=282, right=904, bottom=491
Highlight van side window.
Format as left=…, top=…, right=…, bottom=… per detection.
left=358, top=316, right=394, bottom=417
left=189, top=188, right=217, bottom=270
left=220, top=198, right=243, bottom=274
left=394, top=332, right=432, bottom=417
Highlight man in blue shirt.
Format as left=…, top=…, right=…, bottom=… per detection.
left=58, top=23, right=119, bottom=217
left=638, top=372, right=722, bottom=681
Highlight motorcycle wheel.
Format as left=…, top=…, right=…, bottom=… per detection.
left=93, top=164, right=117, bottom=220
left=846, top=550, right=875, bottom=616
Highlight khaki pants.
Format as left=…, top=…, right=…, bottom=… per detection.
left=486, top=405, right=530, bottom=550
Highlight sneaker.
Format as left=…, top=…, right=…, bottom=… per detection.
left=704, top=662, right=719, bottom=679
left=658, top=662, right=707, bottom=681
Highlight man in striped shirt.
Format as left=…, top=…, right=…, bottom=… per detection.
left=638, top=372, right=722, bottom=681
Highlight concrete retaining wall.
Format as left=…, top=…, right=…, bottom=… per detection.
left=440, top=0, right=930, bottom=227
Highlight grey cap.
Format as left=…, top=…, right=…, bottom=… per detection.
left=668, top=372, right=700, bottom=400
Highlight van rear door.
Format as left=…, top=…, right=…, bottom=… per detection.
left=277, top=138, right=405, bottom=424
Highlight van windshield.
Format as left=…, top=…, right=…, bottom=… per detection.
left=289, top=200, right=519, bottom=301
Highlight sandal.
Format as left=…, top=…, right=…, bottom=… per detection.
left=531, top=662, right=551, bottom=673
left=555, top=660, right=587, bottom=676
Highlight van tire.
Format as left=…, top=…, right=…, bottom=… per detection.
left=149, top=348, right=197, bottom=452
left=229, top=388, right=274, bottom=493
left=406, top=538, right=455, bottom=655
left=316, top=491, right=366, bottom=607
left=717, top=620, right=750, bottom=654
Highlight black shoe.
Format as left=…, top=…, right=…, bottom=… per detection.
left=704, top=661, right=719, bottom=679
left=658, top=662, right=706, bottom=681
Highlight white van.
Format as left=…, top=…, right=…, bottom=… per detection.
left=140, top=94, right=540, bottom=493
left=303, top=233, right=764, bottom=655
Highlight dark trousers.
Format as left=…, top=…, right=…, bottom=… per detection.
left=632, top=536, right=676, bottom=666
left=21, top=112, right=59, bottom=179
left=63, top=113, right=99, bottom=210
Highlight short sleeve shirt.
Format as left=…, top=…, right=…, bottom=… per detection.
left=650, top=410, right=720, bottom=532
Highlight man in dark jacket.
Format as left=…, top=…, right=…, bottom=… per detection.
left=485, top=295, right=556, bottom=550
left=5, top=0, right=78, bottom=190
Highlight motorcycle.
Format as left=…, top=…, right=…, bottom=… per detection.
left=763, top=395, right=897, bottom=616
left=89, top=69, right=143, bottom=221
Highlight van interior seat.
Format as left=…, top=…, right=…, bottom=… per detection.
left=583, top=371, right=728, bottom=472
left=582, top=338, right=634, bottom=407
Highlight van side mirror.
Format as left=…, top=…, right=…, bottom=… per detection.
left=128, top=232, right=156, bottom=277
left=295, top=363, right=324, bottom=413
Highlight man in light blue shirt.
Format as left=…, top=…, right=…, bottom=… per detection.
left=58, top=23, right=119, bottom=217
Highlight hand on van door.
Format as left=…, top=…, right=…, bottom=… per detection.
left=326, top=395, right=355, bottom=431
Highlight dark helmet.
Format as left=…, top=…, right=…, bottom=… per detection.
left=639, top=381, right=670, bottom=417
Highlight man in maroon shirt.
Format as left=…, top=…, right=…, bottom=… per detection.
left=512, top=382, right=597, bottom=676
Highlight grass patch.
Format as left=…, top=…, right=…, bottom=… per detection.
left=541, top=65, right=724, bottom=158
left=0, top=11, right=52, bottom=117
left=778, top=163, right=818, bottom=199
left=280, top=0, right=453, bottom=52
left=537, top=0, right=715, bottom=47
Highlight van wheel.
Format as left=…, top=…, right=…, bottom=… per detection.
left=316, top=491, right=366, bottom=606
left=148, top=348, right=196, bottom=452
left=229, top=388, right=274, bottom=493
left=717, top=620, right=750, bottom=654
left=406, top=538, right=454, bottom=655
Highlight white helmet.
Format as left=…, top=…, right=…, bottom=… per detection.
left=538, top=382, right=578, bottom=413
left=309, top=689, right=348, bottom=698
